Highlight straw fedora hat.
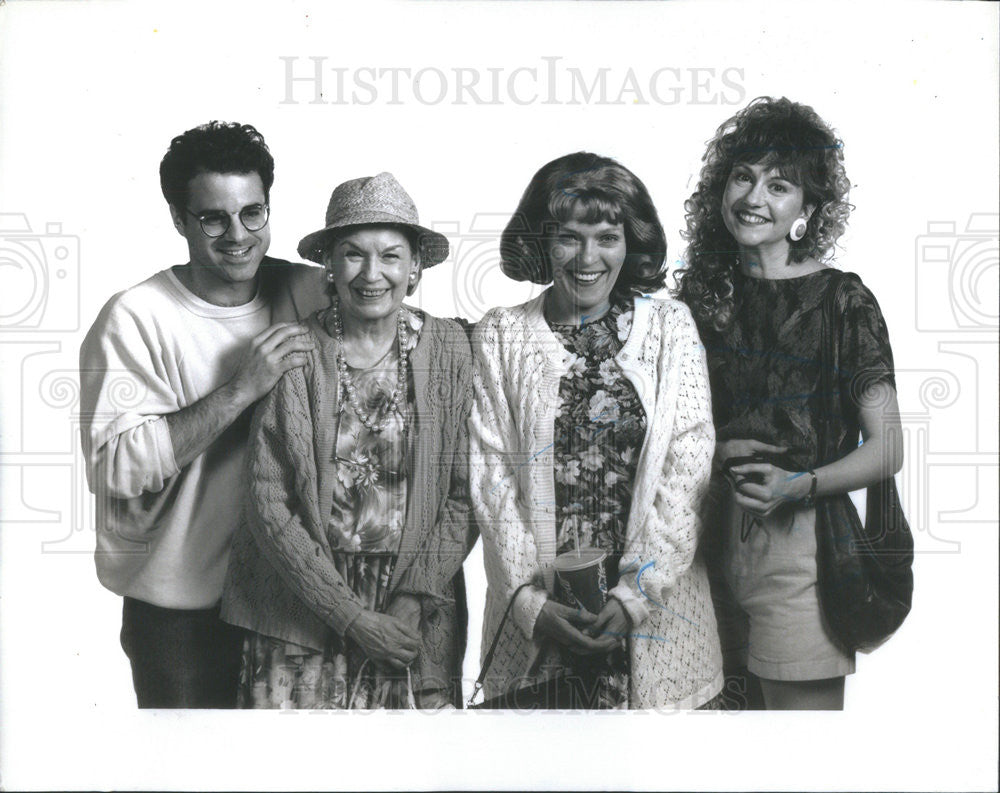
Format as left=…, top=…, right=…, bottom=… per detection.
left=297, top=172, right=449, bottom=267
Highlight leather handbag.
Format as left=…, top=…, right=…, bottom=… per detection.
left=467, top=584, right=594, bottom=710
left=814, top=272, right=914, bottom=653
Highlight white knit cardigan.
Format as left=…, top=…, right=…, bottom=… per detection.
left=469, top=291, right=723, bottom=708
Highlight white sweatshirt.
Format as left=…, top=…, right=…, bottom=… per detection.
left=79, top=261, right=328, bottom=608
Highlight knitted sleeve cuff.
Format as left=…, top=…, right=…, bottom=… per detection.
left=331, top=598, right=365, bottom=638
left=608, top=582, right=650, bottom=628
left=512, top=584, right=550, bottom=640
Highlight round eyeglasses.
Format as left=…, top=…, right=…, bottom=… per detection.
left=185, top=204, right=270, bottom=238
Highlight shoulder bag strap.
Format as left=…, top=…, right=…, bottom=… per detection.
left=467, top=582, right=535, bottom=708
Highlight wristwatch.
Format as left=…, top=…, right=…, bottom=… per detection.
left=802, top=470, right=818, bottom=507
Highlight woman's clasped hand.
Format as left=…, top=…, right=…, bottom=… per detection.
left=346, top=596, right=422, bottom=670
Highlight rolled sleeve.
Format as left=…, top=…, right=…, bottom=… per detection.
left=79, top=297, right=183, bottom=500
left=94, top=415, right=179, bottom=499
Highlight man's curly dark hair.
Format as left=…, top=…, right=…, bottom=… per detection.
left=674, top=97, right=852, bottom=331
left=159, top=121, right=275, bottom=211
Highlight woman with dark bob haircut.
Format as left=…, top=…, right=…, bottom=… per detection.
left=470, top=152, right=724, bottom=709
left=676, top=97, right=903, bottom=709
left=499, top=152, right=668, bottom=296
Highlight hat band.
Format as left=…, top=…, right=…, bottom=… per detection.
left=323, top=209, right=419, bottom=229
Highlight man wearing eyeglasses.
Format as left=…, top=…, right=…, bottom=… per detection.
left=79, top=121, right=328, bottom=708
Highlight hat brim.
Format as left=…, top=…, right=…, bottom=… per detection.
left=297, top=214, right=449, bottom=268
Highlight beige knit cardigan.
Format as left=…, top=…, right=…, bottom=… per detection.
left=469, top=291, right=723, bottom=708
left=221, top=308, right=476, bottom=690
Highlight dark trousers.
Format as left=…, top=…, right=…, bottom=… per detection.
left=120, top=596, right=244, bottom=708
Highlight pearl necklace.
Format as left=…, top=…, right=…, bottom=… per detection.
left=332, top=301, right=409, bottom=434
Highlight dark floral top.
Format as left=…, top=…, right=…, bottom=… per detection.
left=698, top=269, right=895, bottom=471
left=546, top=296, right=646, bottom=708
left=548, top=298, right=648, bottom=564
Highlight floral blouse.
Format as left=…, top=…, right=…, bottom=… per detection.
left=546, top=296, right=646, bottom=708
left=324, top=307, right=424, bottom=556
left=548, top=297, right=648, bottom=573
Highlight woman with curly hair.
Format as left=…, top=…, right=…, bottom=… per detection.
left=675, top=97, right=903, bottom=709
left=470, top=152, right=723, bottom=709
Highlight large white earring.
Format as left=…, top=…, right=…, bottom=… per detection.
left=326, top=270, right=335, bottom=282
left=790, top=218, right=808, bottom=242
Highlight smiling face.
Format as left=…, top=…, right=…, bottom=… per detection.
left=169, top=171, right=271, bottom=305
left=721, top=161, right=813, bottom=260
left=545, top=210, right=627, bottom=324
left=324, top=227, right=418, bottom=327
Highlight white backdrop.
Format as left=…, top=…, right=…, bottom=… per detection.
left=1, top=1, right=997, bottom=790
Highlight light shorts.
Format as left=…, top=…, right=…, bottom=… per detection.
left=721, top=495, right=855, bottom=682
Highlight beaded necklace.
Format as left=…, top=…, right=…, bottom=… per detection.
left=331, top=300, right=409, bottom=434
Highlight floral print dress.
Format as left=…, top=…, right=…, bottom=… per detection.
left=547, top=296, right=647, bottom=709
left=238, top=309, right=422, bottom=709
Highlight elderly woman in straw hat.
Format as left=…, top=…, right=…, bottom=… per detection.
left=221, top=173, right=475, bottom=709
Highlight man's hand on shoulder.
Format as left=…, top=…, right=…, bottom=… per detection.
left=227, top=322, right=315, bottom=406
left=166, top=322, right=314, bottom=470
